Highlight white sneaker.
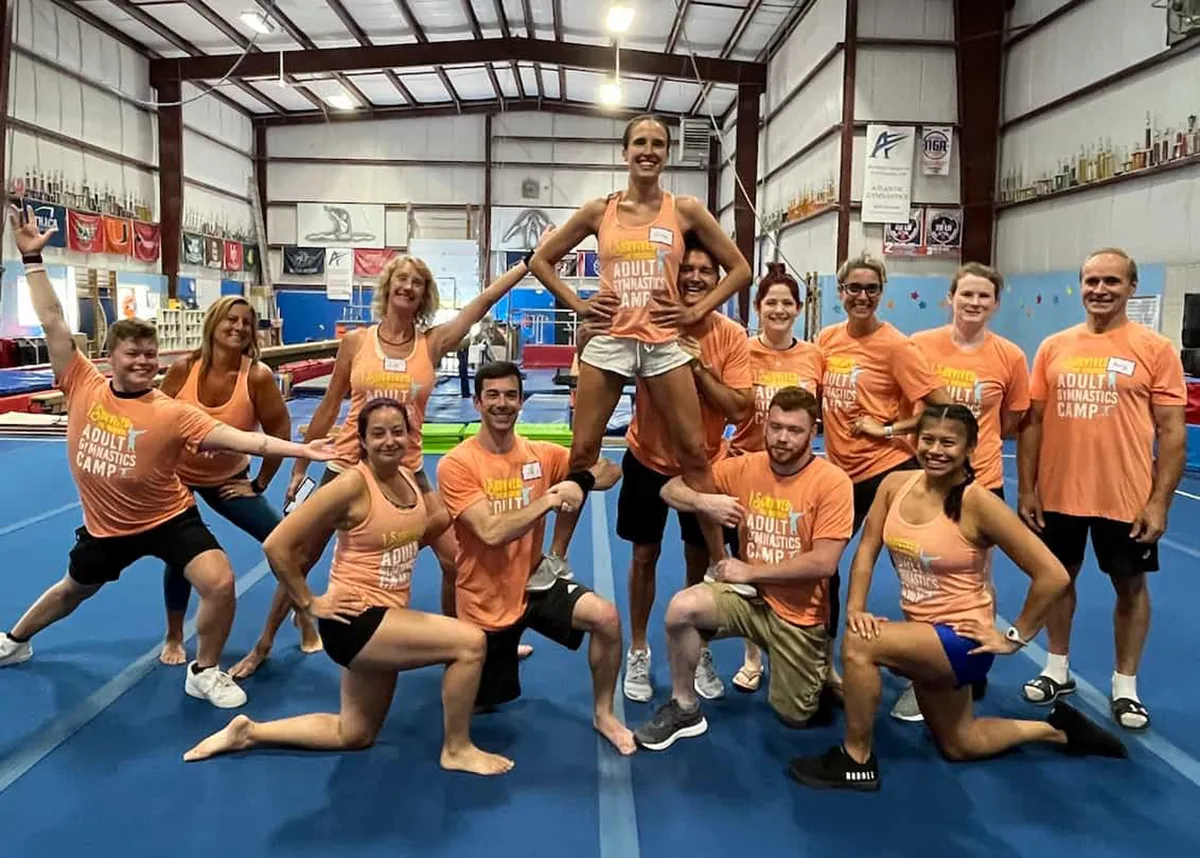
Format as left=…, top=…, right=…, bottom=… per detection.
left=703, top=563, right=757, bottom=598
left=185, top=662, right=248, bottom=709
left=624, top=647, right=653, bottom=703
left=890, top=682, right=923, bottom=722
left=0, top=633, right=32, bottom=667
left=693, top=647, right=725, bottom=700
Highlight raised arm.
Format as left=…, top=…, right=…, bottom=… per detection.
left=199, top=420, right=334, bottom=463
left=527, top=200, right=607, bottom=315
left=675, top=197, right=752, bottom=321
left=247, top=362, right=292, bottom=492
left=8, top=206, right=75, bottom=379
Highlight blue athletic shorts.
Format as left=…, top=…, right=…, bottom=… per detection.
left=934, top=623, right=994, bottom=689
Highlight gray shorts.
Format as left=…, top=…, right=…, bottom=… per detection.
left=580, top=334, right=692, bottom=379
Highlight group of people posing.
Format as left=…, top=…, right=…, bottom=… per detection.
left=0, top=113, right=1182, bottom=791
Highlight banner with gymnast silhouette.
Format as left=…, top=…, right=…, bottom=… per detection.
left=295, top=203, right=386, bottom=249
left=491, top=205, right=597, bottom=252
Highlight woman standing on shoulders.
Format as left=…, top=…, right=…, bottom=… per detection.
left=158, top=295, right=319, bottom=671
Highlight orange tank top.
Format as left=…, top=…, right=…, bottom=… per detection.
left=329, top=462, right=427, bottom=611
left=174, top=356, right=257, bottom=487
left=881, top=473, right=994, bottom=628
left=334, top=326, right=435, bottom=473
left=596, top=191, right=684, bottom=344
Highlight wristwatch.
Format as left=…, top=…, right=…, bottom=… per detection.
left=1004, top=626, right=1030, bottom=648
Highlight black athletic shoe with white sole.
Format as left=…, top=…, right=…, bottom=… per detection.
left=1048, top=700, right=1129, bottom=758
left=633, top=699, right=708, bottom=751
left=788, top=745, right=880, bottom=792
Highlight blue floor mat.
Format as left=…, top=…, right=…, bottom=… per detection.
left=0, top=368, right=55, bottom=396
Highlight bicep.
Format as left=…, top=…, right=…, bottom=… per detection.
left=1153, top=404, right=1186, bottom=438
left=810, top=538, right=850, bottom=569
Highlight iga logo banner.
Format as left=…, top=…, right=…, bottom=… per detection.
left=921, top=126, right=953, bottom=176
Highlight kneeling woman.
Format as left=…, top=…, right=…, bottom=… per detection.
left=788, top=404, right=1125, bottom=792
left=185, top=398, right=512, bottom=776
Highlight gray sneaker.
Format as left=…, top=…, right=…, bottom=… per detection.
left=890, top=683, right=924, bottom=722
left=634, top=699, right=709, bottom=751
left=624, top=647, right=653, bottom=702
left=0, top=633, right=32, bottom=667
left=703, top=563, right=757, bottom=598
left=526, top=554, right=562, bottom=592
left=694, top=647, right=725, bottom=700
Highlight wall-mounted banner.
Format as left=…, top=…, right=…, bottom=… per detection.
left=353, top=248, right=397, bottom=278
left=882, top=213, right=925, bottom=257
left=923, top=207, right=963, bottom=255
left=325, top=247, right=354, bottom=301
left=223, top=240, right=243, bottom=272
left=205, top=236, right=223, bottom=269
left=861, top=124, right=916, bottom=224
left=67, top=210, right=103, bottom=253
left=296, top=203, right=386, bottom=248
left=182, top=233, right=205, bottom=265
left=491, top=205, right=597, bottom=252
left=132, top=222, right=161, bottom=263
left=921, top=126, right=954, bottom=176
left=103, top=216, right=131, bottom=255
left=283, top=246, right=325, bottom=276
left=23, top=200, right=68, bottom=248
left=242, top=244, right=260, bottom=273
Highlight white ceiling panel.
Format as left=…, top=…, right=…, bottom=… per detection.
left=249, top=81, right=324, bottom=111
left=343, top=73, right=409, bottom=106
left=518, top=63, right=541, bottom=95
left=493, top=63, right=522, bottom=99
left=396, top=71, right=454, bottom=102
left=541, top=64, right=561, bottom=100
left=444, top=66, right=498, bottom=100
left=673, top=3, right=742, bottom=56
left=341, top=0, right=415, bottom=40
left=700, top=86, right=736, bottom=119
left=654, top=79, right=705, bottom=114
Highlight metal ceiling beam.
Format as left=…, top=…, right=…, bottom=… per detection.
left=551, top=0, right=567, bottom=102
left=647, top=0, right=692, bottom=111
left=687, top=0, right=765, bottom=115
left=321, top=0, right=416, bottom=105
left=150, top=37, right=768, bottom=87
left=459, top=0, right=504, bottom=105
left=391, top=0, right=462, bottom=110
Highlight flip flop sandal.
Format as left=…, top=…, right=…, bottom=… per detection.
left=1022, top=674, right=1076, bottom=705
left=1110, top=697, right=1150, bottom=731
left=732, top=664, right=763, bottom=693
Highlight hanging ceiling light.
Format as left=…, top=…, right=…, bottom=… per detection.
left=606, top=5, right=635, bottom=34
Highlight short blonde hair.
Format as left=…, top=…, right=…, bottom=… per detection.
left=372, top=255, right=440, bottom=326
left=836, top=253, right=887, bottom=286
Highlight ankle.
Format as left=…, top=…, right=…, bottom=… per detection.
left=843, top=742, right=872, bottom=765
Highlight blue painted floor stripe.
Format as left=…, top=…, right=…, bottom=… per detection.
left=591, top=497, right=641, bottom=858
left=0, top=558, right=273, bottom=794
left=0, top=501, right=80, bottom=538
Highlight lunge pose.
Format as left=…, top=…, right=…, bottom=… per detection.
left=184, top=398, right=513, bottom=776
left=0, top=206, right=334, bottom=708
left=1018, top=248, right=1186, bottom=730
left=436, top=362, right=634, bottom=755
left=788, top=405, right=1126, bottom=792
left=157, top=295, right=320, bottom=672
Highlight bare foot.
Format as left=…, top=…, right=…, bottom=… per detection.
left=293, top=612, right=323, bottom=654
left=440, top=744, right=515, bottom=776
left=229, top=646, right=270, bottom=680
left=183, top=714, right=256, bottom=762
left=159, top=639, right=187, bottom=666
left=594, top=713, right=636, bottom=756
left=517, top=643, right=533, bottom=660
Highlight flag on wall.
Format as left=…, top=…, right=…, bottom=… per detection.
left=182, top=232, right=205, bottom=265
left=920, top=126, right=954, bottom=176
left=882, top=214, right=924, bottom=256
left=325, top=247, right=353, bottom=301
left=103, top=216, right=131, bottom=255
left=861, top=124, right=916, bottom=224
left=242, top=244, right=260, bottom=274
left=223, top=240, right=243, bottom=271
left=205, top=237, right=222, bottom=269
left=283, top=246, right=325, bottom=276
left=924, top=208, right=963, bottom=255
left=353, top=248, right=396, bottom=277
left=67, top=211, right=103, bottom=253
left=133, top=222, right=161, bottom=262
left=26, top=201, right=68, bottom=248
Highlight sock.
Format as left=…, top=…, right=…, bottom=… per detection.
left=6, top=631, right=30, bottom=644
left=191, top=662, right=214, bottom=675
left=675, top=697, right=699, bottom=713
left=1112, top=672, right=1139, bottom=702
left=1042, top=653, right=1069, bottom=684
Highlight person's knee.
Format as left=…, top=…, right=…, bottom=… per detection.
left=841, top=628, right=874, bottom=667
left=458, top=626, right=487, bottom=664
left=189, top=557, right=236, bottom=603
left=631, top=543, right=661, bottom=574
left=588, top=598, right=622, bottom=639
left=59, top=576, right=100, bottom=607
left=935, top=728, right=979, bottom=763
left=665, top=586, right=708, bottom=631
left=339, top=722, right=378, bottom=751
left=1112, top=572, right=1146, bottom=602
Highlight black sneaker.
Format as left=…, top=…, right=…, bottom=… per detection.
left=1048, top=700, right=1128, bottom=758
left=788, top=745, right=880, bottom=792
left=633, top=699, right=708, bottom=751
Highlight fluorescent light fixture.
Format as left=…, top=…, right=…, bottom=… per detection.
left=239, top=10, right=276, bottom=35
left=598, top=79, right=622, bottom=106
left=326, top=93, right=356, bottom=110
left=606, top=5, right=635, bottom=33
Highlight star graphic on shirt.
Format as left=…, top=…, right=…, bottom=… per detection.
left=918, top=549, right=941, bottom=572
left=788, top=510, right=805, bottom=534
left=849, top=367, right=863, bottom=387
left=126, top=428, right=148, bottom=451
left=656, top=247, right=669, bottom=273
left=972, top=380, right=984, bottom=403
left=1107, top=371, right=1117, bottom=389
left=521, top=486, right=533, bottom=505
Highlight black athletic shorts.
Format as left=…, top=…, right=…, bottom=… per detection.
left=615, top=449, right=739, bottom=552
left=68, top=506, right=222, bottom=587
left=319, top=606, right=388, bottom=668
left=1038, top=512, right=1158, bottom=577
left=476, top=578, right=592, bottom=709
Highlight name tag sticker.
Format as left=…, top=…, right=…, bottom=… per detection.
left=649, top=227, right=673, bottom=246
left=384, top=358, right=407, bottom=372
left=521, top=461, right=542, bottom=481
left=1107, top=357, right=1135, bottom=376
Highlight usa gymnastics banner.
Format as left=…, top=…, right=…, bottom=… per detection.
left=861, top=125, right=916, bottom=224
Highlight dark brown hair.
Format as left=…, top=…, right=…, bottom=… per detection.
left=622, top=114, right=671, bottom=149
left=950, top=262, right=1004, bottom=299
left=756, top=262, right=801, bottom=307
left=768, top=386, right=819, bottom=426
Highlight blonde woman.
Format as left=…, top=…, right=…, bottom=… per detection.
left=158, top=296, right=309, bottom=671
left=268, top=253, right=534, bottom=673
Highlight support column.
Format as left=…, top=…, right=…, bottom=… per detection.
left=482, top=112, right=493, bottom=280
left=0, top=0, right=15, bottom=210
left=733, top=83, right=761, bottom=325
left=157, top=78, right=183, bottom=299
left=835, top=0, right=859, bottom=266
left=706, top=135, right=720, bottom=215
left=953, top=0, right=1005, bottom=264
left=252, top=123, right=268, bottom=286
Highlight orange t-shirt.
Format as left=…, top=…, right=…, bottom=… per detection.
left=817, top=321, right=943, bottom=482
left=909, top=327, right=1030, bottom=490
left=712, top=453, right=853, bottom=627
left=595, top=191, right=684, bottom=344
left=328, top=463, right=427, bottom=611
left=334, top=326, right=436, bottom=473
left=437, top=435, right=570, bottom=631
left=59, top=349, right=219, bottom=537
left=1030, top=321, right=1186, bottom=521
left=729, top=335, right=824, bottom=455
left=174, top=356, right=258, bottom=487
left=626, top=312, right=752, bottom=475
left=882, top=473, right=994, bottom=629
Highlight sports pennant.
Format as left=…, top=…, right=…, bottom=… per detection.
left=103, top=216, right=132, bottom=255
left=223, top=240, right=243, bottom=271
left=68, top=210, right=104, bottom=253
left=353, top=247, right=396, bottom=277
left=182, top=232, right=205, bottom=265
left=132, top=222, right=161, bottom=262
left=283, top=246, right=325, bottom=276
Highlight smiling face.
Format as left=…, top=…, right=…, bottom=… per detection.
left=839, top=266, right=883, bottom=321
left=758, top=282, right=800, bottom=339
left=915, top=416, right=974, bottom=480
left=623, top=118, right=670, bottom=182
left=362, top=404, right=410, bottom=469
left=386, top=260, right=428, bottom=320
left=679, top=247, right=719, bottom=307
left=476, top=374, right=522, bottom=435
left=950, top=273, right=998, bottom=328
left=110, top=337, right=159, bottom=390
left=213, top=301, right=255, bottom=353
left=1080, top=251, right=1136, bottom=323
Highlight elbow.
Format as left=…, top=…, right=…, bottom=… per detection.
left=731, top=396, right=753, bottom=423
left=816, top=560, right=840, bottom=580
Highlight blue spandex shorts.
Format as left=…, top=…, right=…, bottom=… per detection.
left=934, top=623, right=994, bottom=689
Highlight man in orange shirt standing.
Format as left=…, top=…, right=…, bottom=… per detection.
left=633, top=388, right=854, bottom=748
left=1018, top=248, right=1187, bottom=731
left=436, top=362, right=635, bottom=755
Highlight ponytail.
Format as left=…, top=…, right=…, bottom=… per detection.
left=944, top=460, right=975, bottom=522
